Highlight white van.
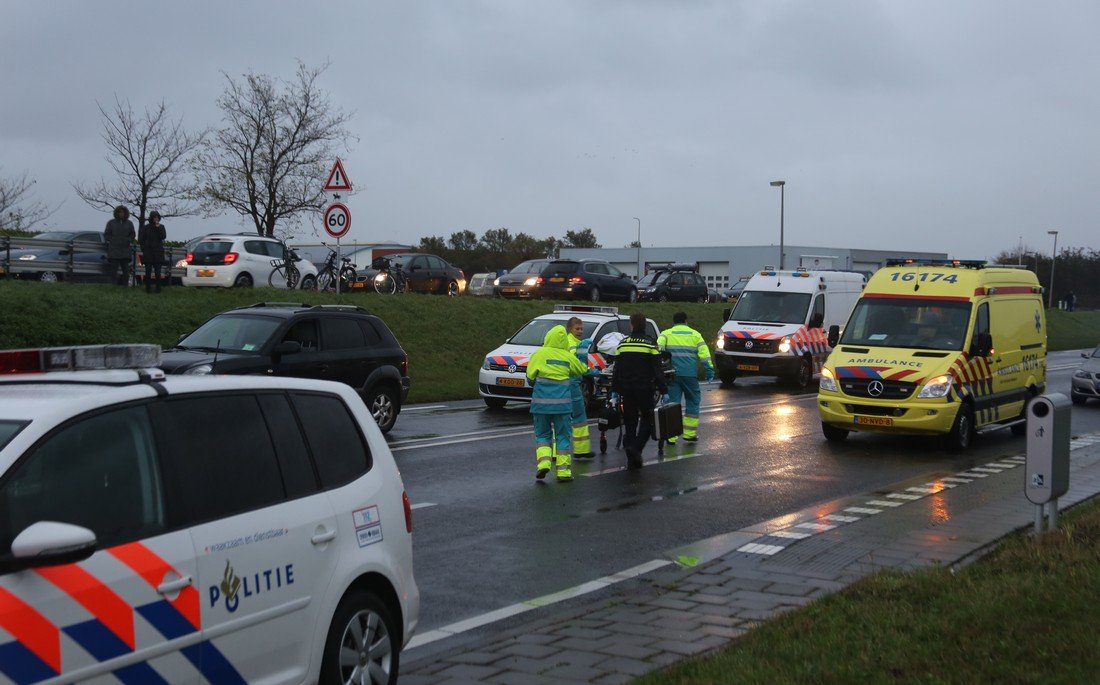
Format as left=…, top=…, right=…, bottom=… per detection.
left=714, top=268, right=865, bottom=387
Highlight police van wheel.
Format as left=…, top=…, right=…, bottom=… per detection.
left=822, top=422, right=849, bottom=442
left=719, top=371, right=736, bottom=386
left=789, top=357, right=813, bottom=389
left=484, top=397, right=507, bottom=410
left=321, top=589, right=399, bottom=685
left=944, top=405, right=974, bottom=451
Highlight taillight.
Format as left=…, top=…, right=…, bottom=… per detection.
left=535, top=276, right=544, bottom=285
left=401, top=353, right=408, bottom=377
left=459, top=270, right=465, bottom=280
left=569, top=276, right=585, bottom=284
left=185, top=252, right=194, bottom=264
left=403, top=491, right=413, bottom=533
left=223, top=252, right=239, bottom=265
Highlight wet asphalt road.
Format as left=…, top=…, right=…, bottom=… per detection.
left=388, top=350, right=1100, bottom=646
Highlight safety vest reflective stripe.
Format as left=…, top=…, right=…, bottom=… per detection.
left=535, top=378, right=570, bottom=386
left=618, top=343, right=658, bottom=354
left=533, top=397, right=572, bottom=405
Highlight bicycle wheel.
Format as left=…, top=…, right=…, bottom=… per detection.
left=374, top=273, right=397, bottom=295
left=286, top=264, right=300, bottom=289
left=340, top=266, right=358, bottom=290
left=317, top=269, right=336, bottom=292
left=268, top=264, right=288, bottom=287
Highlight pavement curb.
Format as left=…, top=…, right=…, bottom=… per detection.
left=404, top=434, right=1100, bottom=684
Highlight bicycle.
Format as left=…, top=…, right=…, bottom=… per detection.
left=268, top=249, right=302, bottom=289
left=316, top=246, right=358, bottom=292
left=373, top=257, right=409, bottom=295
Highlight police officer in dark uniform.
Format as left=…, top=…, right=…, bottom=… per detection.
left=612, top=312, right=668, bottom=469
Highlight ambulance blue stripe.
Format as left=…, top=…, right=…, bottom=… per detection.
left=182, top=642, right=248, bottom=685
left=0, top=641, right=55, bottom=685
left=136, top=600, right=197, bottom=640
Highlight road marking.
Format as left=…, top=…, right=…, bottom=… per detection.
left=845, top=507, right=882, bottom=515
left=940, top=476, right=972, bottom=484
left=887, top=493, right=922, bottom=500
left=410, top=502, right=437, bottom=510
left=406, top=558, right=672, bottom=650
left=771, top=530, right=813, bottom=539
left=867, top=499, right=904, bottom=507
left=402, top=404, right=448, bottom=412
left=823, top=514, right=860, bottom=523
left=737, top=543, right=784, bottom=555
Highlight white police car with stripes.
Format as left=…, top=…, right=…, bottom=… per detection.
left=0, top=344, right=418, bottom=684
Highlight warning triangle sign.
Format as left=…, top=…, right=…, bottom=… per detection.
left=323, top=158, right=353, bottom=191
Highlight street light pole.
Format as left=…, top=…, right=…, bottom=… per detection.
left=1047, top=230, right=1059, bottom=309
left=633, top=217, right=642, bottom=278
left=770, top=180, right=786, bottom=269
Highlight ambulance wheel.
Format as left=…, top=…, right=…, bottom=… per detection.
left=944, top=405, right=974, bottom=451
left=788, top=357, right=813, bottom=389
left=822, top=422, right=849, bottom=442
left=321, top=589, right=399, bottom=685
left=484, top=397, right=507, bottom=410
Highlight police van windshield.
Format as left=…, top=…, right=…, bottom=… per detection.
left=176, top=314, right=283, bottom=354
left=730, top=291, right=811, bottom=324
left=509, top=318, right=599, bottom=346
left=0, top=421, right=27, bottom=451
left=841, top=298, right=972, bottom=350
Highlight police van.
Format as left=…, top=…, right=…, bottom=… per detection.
left=478, top=305, right=659, bottom=409
left=713, top=268, right=865, bottom=387
left=817, top=259, right=1047, bottom=450
left=0, top=344, right=418, bottom=684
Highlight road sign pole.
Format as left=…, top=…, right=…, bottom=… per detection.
left=336, top=237, right=342, bottom=296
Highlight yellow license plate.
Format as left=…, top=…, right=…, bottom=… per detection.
left=196, top=268, right=215, bottom=277
left=549, top=277, right=565, bottom=282
left=497, top=377, right=525, bottom=387
left=502, top=288, right=516, bottom=293
left=854, top=416, right=893, bottom=427
left=736, top=364, right=759, bottom=371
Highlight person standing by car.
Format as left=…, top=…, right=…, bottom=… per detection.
left=612, top=312, right=669, bottom=469
left=566, top=317, right=596, bottom=459
left=526, top=325, right=589, bottom=482
left=138, top=211, right=167, bottom=292
left=659, top=312, right=715, bottom=443
left=104, top=205, right=136, bottom=286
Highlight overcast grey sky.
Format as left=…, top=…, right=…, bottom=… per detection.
left=3, top=1, right=1098, bottom=260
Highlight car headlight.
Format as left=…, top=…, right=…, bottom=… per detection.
left=819, top=367, right=838, bottom=392
left=1075, top=370, right=1091, bottom=379
left=778, top=337, right=792, bottom=353
left=715, top=336, right=725, bottom=350
left=374, top=273, right=386, bottom=282
left=183, top=364, right=213, bottom=375
left=483, top=357, right=491, bottom=370
left=524, top=277, right=537, bottom=286
left=917, top=374, right=953, bottom=398
left=493, top=277, right=500, bottom=286
left=18, top=254, right=36, bottom=261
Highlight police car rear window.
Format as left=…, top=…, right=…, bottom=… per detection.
left=0, top=420, right=25, bottom=451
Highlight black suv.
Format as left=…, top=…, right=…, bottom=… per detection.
left=533, top=259, right=638, bottom=302
left=636, top=264, right=709, bottom=302
left=159, top=303, right=410, bottom=433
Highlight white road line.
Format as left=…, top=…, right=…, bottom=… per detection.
left=737, top=543, right=785, bottom=556
left=409, top=502, right=437, bottom=510
left=957, top=471, right=988, bottom=478
left=391, top=424, right=532, bottom=446
left=970, top=466, right=1004, bottom=473
left=392, top=430, right=532, bottom=452
left=407, top=558, right=672, bottom=650
left=845, top=507, right=882, bottom=515
left=771, top=530, right=813, bottom=539
left=402, top=404, right=448, bottom=411
left=823, top=514, right=860, bottom=523
left=867, top=499, right=904, bottom=507
left=887, top=493, right=923, bottom=501
left=795, top=521, right=837, bottom=532
left=940, top=477, right=972, bottom=484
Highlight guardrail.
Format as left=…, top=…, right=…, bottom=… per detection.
left=0, top=236, right=187, bottom=284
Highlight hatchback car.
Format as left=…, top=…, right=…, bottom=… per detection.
left=1, top=230, right=110, bottom=283
left=181, top=233, right=318, bottom=289
left=494, top=259, right=551, bottom=298
left=0, top=343, right=419, bottom=684
left=635, top=266, right=709, bottom=302
left=160, top=303, right=410, bottom=433
left=533, top=259, right=638, bottom=302
left=353, top=252, right=466, bottom=295
left=1072, top=344, right=1100, bottom=405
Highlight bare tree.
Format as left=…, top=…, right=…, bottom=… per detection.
left=0, top=169, right=58, bottom=230
left=73, top=97, right=205, bottom=234
left=194, top=61, right=353, bottom=237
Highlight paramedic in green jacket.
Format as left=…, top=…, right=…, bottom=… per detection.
left=566, top=317, right=596, bottom=458
left=527, top=325, right=589, bottom=482
left=658, top=312, right=715, bottom=442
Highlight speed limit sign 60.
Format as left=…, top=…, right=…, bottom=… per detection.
left=323, top=203, right=351, bottom=238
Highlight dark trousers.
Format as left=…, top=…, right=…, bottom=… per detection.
left=108, top=258, right=131, bottom=286
left=144, top=262, right=165, bottom=290
left=621, top=387, right=656, bottom=454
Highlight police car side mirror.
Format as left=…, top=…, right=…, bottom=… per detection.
left=827, top=325, right=840, bottom=347
left=970, top=332, right=993, bottom=358
left=0, top=521, right=97, bottom=574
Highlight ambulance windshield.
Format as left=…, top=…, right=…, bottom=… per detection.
left=730, top=291, right=810, bottom=324
left=842, top=298, right=972, bottom=350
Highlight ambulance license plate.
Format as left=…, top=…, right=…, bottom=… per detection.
left=854, top=416, right=892, bottom=427
left=196, top=268, right=215, bottom=277
left=736, top=364, right=759, bottom=371
left=497, top=377, right=525, bottom=387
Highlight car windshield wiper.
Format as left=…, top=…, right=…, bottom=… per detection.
left=175, top=345, right=226, bottom=352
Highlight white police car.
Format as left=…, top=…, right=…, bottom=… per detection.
left=0, top=344, right=418, bottom=684
left=478, top=305, right=660, bottom=409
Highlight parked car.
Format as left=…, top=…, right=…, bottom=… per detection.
left=467, top=272, right=497, bottom=296
left=0, top=342, right=418, bottom=684
left=721, top=277, right=751, bottom=303
left=181, top=233, right=317, bottom=289
left=159, top=302, right=410, bottom=433
left=494, top=259, right=551, bottom=298
left=1072, top=344, right=1100, bottom=405
left=635, top=265, right=709, bottom=302
left=2, top=230, right=110, bottom=283
left=353, top=252, right=466, bottom=295
left=533, top=259, right=638, bottom=302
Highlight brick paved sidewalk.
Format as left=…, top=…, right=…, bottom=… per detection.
left=403, top=436, right=1100, bottom=685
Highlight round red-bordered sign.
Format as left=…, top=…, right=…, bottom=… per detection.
left=323, top=202, right=351, bottom=238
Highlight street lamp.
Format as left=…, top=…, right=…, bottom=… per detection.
left=770, top=180, right=786, bottom=269
left=633, top=217, right=642, bottom=278
left=1047, top=230, right=1059, bottom=309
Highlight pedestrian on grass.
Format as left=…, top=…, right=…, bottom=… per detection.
left=104, top=205, right=136, bottom=286
left=139, top=211, right=167, bottom=293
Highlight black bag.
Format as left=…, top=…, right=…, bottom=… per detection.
left=652, top=402, right=683, bottom=441
left=597, top=399, right=621, bottom=431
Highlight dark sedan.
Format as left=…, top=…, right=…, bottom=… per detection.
left=353, top=252, right=467, bottom=295
left=1, top=231, right=110, bottom=283
left=494, top=259, right=551, bottom=298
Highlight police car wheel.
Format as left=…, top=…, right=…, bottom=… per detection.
left=945, top=405, right=974, bottom=451
left=321, top=589, right=399, bottom=685
left=484, top=397, right=508, bottom=409
left=366, top=384, right=399, bottom=433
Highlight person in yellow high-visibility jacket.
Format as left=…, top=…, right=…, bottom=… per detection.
left=566, top=317, right=596, bottom=459
left=658, top=312, right=714, bottom=442
left=527, top=325, right=589, bottom=481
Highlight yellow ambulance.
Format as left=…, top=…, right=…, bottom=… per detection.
left=817, top=259, right=1046, bottom=450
